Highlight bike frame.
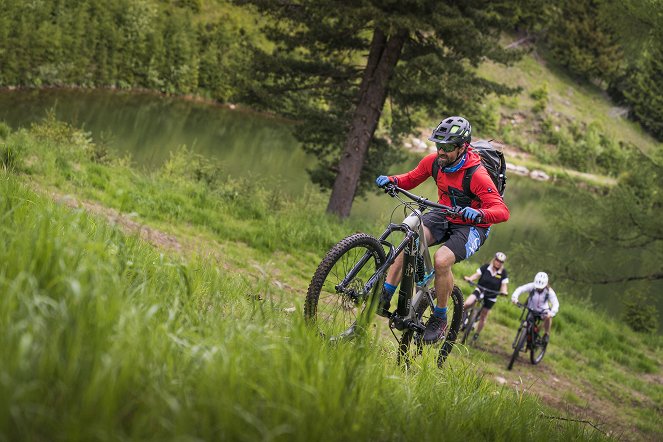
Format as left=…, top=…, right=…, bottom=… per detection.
left=336, top=188, right=449, bottom=333
left=513, top=304, right=544, bottom=350
left=465, top=282, right=502, bottom=321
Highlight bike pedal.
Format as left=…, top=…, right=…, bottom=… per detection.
left=376, top=309, right=392, bottom=318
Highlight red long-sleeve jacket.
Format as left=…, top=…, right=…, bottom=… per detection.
left=392, top=149, right=510, bottom=228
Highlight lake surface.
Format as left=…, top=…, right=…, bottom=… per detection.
left=1, top=88, right=660, bottom=328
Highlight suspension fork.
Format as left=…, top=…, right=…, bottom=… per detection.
left=396, top=239, right=417, bottom=316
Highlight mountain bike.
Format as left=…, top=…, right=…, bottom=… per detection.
left=460, top=280, right=504, bottom=345
left=507, top=302, right=547, bottom=370
left=304, top=183, right=465, bottom=367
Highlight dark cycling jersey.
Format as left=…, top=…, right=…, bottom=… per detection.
left=476, top=263, right=508, bottom=298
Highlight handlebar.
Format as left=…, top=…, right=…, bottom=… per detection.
left=514, top=302, right=546, bottom=316
left=382, top=183, right=454, bottom=212
left=382, top=183, right=485, bottom=224
left=466, top=280, right=504, bottom=296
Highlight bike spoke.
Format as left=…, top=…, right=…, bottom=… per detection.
left=306, top=235, right=384, bottom=340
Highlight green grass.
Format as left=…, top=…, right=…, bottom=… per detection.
left=0, top=171, right=610, bottom=441
left=2, top=118, right=660, bottom=440
left=479, top=53, right=661, bottom=153
left=454, top=278, right=663, bottom=438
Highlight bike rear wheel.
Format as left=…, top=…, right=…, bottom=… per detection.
left=397, top=289, right=435, bottom=366
left=437, top=285, right=464, bottom=367
left=507, top=326, right=527, bottom=370
left=305, top=233, right=386, bottom=340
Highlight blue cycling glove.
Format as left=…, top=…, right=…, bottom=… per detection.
left=458, top=207, right=482, bottom=223
left=375, top=175, right=392, bottom=187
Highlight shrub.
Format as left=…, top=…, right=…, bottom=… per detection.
left=622, top=290, right=658, bottom=334
left=530, top=83, right=549, bottom=113
left=0, top=121, right=11, bottom=139
left=1, top=143, right=19, bottom=171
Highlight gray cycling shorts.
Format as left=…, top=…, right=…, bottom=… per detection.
left=421, top=210, right=490, bottom=263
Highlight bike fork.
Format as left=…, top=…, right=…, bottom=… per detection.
left=396, top=243, right=417, bottom=317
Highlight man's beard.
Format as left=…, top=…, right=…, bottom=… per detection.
left=436, top=156, right=453, bottom=168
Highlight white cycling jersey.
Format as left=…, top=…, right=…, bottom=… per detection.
left=511, top=282, right=559, bottom=316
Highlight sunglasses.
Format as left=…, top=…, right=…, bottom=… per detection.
left=435, top=142, right=462, bottom=152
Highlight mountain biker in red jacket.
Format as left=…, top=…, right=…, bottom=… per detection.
left=375, top=116, right=510, bottom=344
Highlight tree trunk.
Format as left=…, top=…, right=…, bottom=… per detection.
left=325, top=27, right=407, bottom=218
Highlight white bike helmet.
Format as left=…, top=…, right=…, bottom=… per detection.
left=534, top=272, right=548, bottom=289
left=495, top=252, right=506, bottom=262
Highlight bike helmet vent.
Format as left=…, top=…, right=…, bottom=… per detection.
left=534, top=272, right=548, bottom=289
left=428, top=116, right=472, bottom=146
left=495, top=252, right=506, bottom=262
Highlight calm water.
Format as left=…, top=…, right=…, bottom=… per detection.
left=1, top=89, right=660, bottom=327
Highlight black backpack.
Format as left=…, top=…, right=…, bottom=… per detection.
left=431, top=140, right=507, bottom=199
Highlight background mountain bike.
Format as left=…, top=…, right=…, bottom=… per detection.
left=460, top=280, right=505, bottom=345
left=507, top=302, right=548, bottom=370
left=304, top=183, right=464, bottom=368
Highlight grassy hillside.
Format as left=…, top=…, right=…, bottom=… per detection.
left=475, top=47, right=662, bottom=177
left=1, top=118, right=660, bottom=440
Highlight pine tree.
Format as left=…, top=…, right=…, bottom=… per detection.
left=624, top=47, right=663, bottom=141
left=543, top=0, right=623, bottom=84
left=233, top=0, right=531, bottom=217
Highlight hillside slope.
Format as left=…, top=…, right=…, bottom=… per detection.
left=1, top=121, right=660, bottom=440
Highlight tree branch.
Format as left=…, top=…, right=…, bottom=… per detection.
left=539, top=413, right=609, bottom=437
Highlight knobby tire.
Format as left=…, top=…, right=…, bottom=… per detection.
left=437, top=285, right=464, bottom=367
left=397, top=290, right=434, bottom=367
left=508, top=326, right=527, bottom=370
left=461, top=307, right=479, bottom=345
left=530, top=330, right=547, bottom=365
left=305, top=233, right=386, bottom=340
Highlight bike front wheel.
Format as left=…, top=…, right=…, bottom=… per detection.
left=507, top=326, right=527, bottom=370
left=461, top=306, right=479, bottom=345
left=305, top=233, right=386, bottom=340
left=530, top=333, right=547, bottom=365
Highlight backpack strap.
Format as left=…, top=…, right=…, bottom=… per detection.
left=530, top=288, right=550, bottom=303
left=431, top=160, right=480, bottom=201
left=462, top=164, right=480, bottom=200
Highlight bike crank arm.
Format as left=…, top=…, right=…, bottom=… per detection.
left=389, top=314, right=426, bottom=333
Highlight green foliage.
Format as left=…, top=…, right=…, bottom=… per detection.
left=1, top=118, right=351, bottom=255
left=530, top=83, right=549, bottom=113
left=0, top=121, right=11, bottom=139
left=539, top=117, right=633, bottom=175
left=0, top=0, right=252, bottom=102
left=2, top=110, right=661, bottom=441
left=233, top=0, right=530, bottom=200
left=0, top=134, right=612, bottom=441
left=621, top=46, right=663, bottom=141
left=543, top=148, right=663, bottom=301
left=0, top=143, right=19, bottom=171
left=542, top=0, right=623, bottom=83
left=523, top=0, right=663, bottom=141
left=622, top=291, right=659, bottom=334
left=470, top=99, right=500, bottom=135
